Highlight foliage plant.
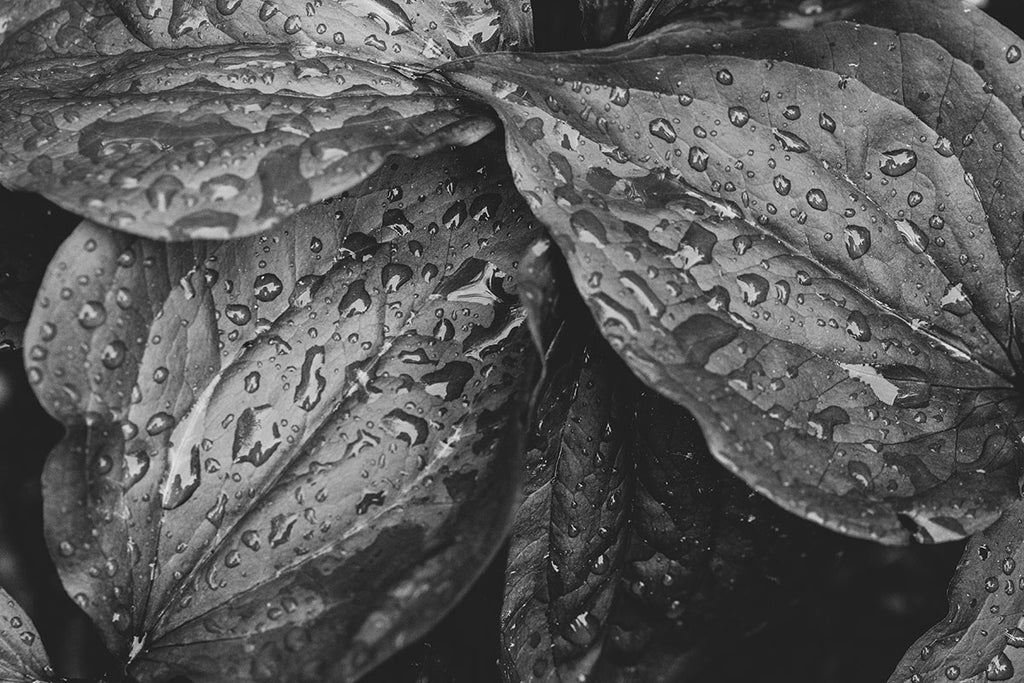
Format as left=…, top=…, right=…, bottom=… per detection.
left=1, top=0, right=1024, bottom=681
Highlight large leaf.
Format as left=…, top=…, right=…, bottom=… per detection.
left=0, top=189, right=78, bottom=351
left=574, top=15, right=1024, bottom=373
left=102, top=0, right=533, bottom=68
left=0, top=587, right=57, bottom=682
left=0, top=44, right=495, bottom=241
left=502, top=239, right=841, bottom=681
left=443, top=27, right=1024, bottom=543
left=890, top=503, right=1024, bottom=683
left=26, top=139, right=540, bottom=682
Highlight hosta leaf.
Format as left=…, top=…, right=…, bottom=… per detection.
left=0, top=588, right=56, bottom=682
left=444, top=42, right=1024, bottom=543
left=25, top=139, right=540, bottom=682
left=0, top=44, right=495, bottom=241
left=103, top=0, right=532, bottom=69
left=0, top=0, right=144, bottom=67
left=502, top=239, right=841, bottom=682
left=0, top=189, right=78, bottom=351
left=890, top=504, right=1024, bottom=683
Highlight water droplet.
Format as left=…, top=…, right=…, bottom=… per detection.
left=773, top=128, right=810, bottom=153
left=688, top=146, right=709, bottom=172
left=253, top=273, right=284, bottom=301
left=728, top=106, right=750, bottom=127
left=716, top=69, right=734, bottom=85
left=649, top=118, right=677, bottom=143
left=77, top=301, right=107, bottom=329
left=819, top=112, right=837, bottom=133
left=806, top=188, right=828, bottom=211
left=844, top=225, right=872, bottom=260
left=773, top=175, right=792, bottom=196
left=879, top=149, right=918, bottom=177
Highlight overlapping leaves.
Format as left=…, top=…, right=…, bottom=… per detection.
left=445, top=20, right=1024, bottom=543
left=502, top=240, right=840, bottom=682
left=0, top=0, right=532, bottom=241
left=26, top=140, right=539, bottom=682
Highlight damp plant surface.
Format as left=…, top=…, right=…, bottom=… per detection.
left=3, top=0, right=1024, bottom=681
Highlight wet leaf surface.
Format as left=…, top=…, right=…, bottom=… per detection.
left=25, top=139, right=540, bottom=682
left=574, top=16, right=1024, bottom=380
left=102, top=0, right=532, bottom=69
left=0, top=44, right=496, bottom=241
left=0, top=0, right=144, bottom=67
left=444, top=23, right=1024, bottom=544
left=502, top=240, right=842, bottom=682
left=0, top=190, right=78, bottom=351
left=890, top=502, right=1024, bottom=683
left=0, top=587, right=56, bottom=682
left=861, top=0, right=1024, bottom=131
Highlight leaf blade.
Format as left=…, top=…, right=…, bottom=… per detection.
left=0, top=44, right=495, bottom=241
left=30, top=139, right=541, bottom=681
left=502, top=239, right=844, bottom=682
left=443, top=36, right=1024, bottom=543
left=104, top=0, right=533, bottom=68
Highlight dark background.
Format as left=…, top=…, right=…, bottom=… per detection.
left=0, top=1, right=1020, bottom=681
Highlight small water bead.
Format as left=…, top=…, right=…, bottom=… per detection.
left=783, top=105, right=801, bottom=120
left=649, top=118, right=677, bottom=143
left=728, top=106, right=750, bottom=127
left=77, top=301, right=107, bottom=329
left=907, top=191, right=923, bottom=207
left=716, top=69, right=734, bottom=85
left=688, top=146, right=709, bottom=172
left=806, top=188, right=829, bottom=211
left=1008, top=45, right=1022, bottom=63
left=773, top=175, right=792, bottom=196
left=879, top=149, right=918, bottom=177
left=819, top=112, right=837, bottom=133
left=844, top=226, right=872, bottom=260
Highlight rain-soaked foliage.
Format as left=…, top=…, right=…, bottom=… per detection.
left=1, top=0, right=1024, bottom=682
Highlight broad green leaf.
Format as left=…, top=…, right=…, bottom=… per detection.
left=0, top=190, right=78, bottom=351
left=0, top=44, right=495, bottom=241
left=890, top=504, right=1024, bottom=683
left=502, top=239, right=841, bottom=682
left=0, top=588, right=56, bottom=683
left=26, top=140, right=540, bottom=682
left=444, top=41, right=1024, bottom=543
left=103, top=0, right=533, bottom=69
left=0, top=0, right=144, bottom=67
